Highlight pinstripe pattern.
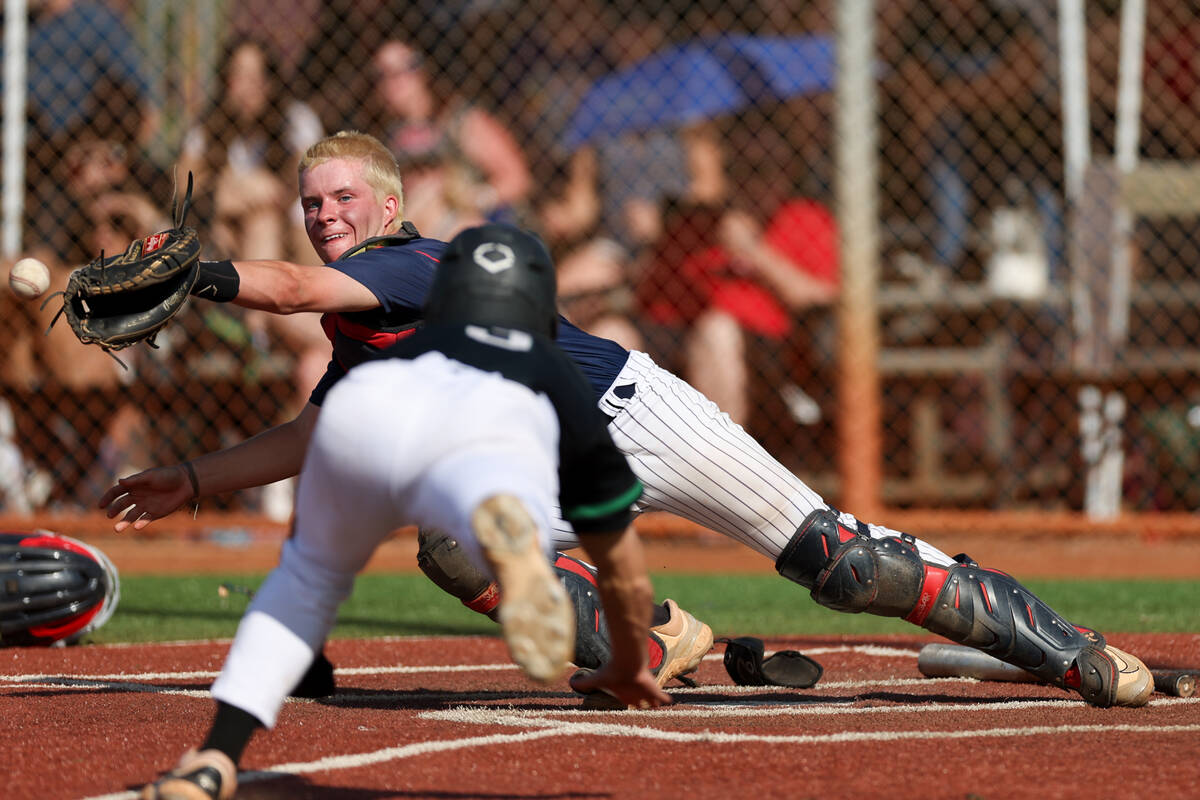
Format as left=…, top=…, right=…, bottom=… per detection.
left=610, top=351, right=822, bottom=559
left=549, top=351, right=954, bottom=569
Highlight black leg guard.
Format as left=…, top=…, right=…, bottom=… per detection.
left=915, top=565, right=1107, bottom=695
left=553, top=554, right=612, bottom=670
left=775, top=509, right=927, bottom=616
left=416, top=527, right=500, bottom=621
left=776, top=510, right=1111, bottom=702
left=417, top=528, right=614, bottom=669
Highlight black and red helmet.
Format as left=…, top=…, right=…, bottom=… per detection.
left=0, top=531, right=120, bottom=646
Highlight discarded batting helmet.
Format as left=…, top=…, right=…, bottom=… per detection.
left=0, top=531, right=120, bottom=646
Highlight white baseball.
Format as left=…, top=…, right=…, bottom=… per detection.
left=8, top=257, right=51, bottom=300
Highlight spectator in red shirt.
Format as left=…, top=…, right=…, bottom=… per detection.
left=638, top=195, right=839, bottom=427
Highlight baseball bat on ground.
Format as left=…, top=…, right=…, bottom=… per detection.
left=917, top=643, right=1197, bottom=698
left=1152, top=671, right=1196, bottom=698
left=917, top=643, right=1040, bottom=683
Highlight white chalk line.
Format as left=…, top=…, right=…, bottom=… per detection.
left=80, top=726, right=568, bottom=800
left=425, top=695, right=1198, bottom=722
left=78, top=697, right=1200, bottom=800
left=1, top=643, right=916, bottom=686
left=1, top=672, right=973, bottom=701
left=0, top=662, right=519, bottom=684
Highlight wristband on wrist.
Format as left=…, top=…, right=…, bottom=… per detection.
left=191, top=259, right=240, bottom=302
left=181, top=460, right=201, bottom=499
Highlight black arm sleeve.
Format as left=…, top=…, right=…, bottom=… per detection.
left=190, top=259, right=240, bottom=302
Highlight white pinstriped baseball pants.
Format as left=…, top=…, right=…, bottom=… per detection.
left=551, top=350, right=954, bottom=568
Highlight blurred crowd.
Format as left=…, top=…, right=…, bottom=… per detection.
left=4, top=0, right=1200, bottom=514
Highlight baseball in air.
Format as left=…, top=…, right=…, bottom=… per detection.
left=8, top=257, right=51, bottom=300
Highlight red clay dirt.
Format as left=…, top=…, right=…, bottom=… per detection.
left=4, top=632, right=1198, bottom=800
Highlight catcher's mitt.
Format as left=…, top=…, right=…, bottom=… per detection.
left=50, top=173, right=201, bottom=352
left=0, top=530, right=120, bottom=647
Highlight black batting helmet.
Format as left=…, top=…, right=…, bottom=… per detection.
left=424, top=224, right=558, bottom=337
left=0, top=531, right=120, bottom=646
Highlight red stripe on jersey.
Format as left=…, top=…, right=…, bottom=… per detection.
left=321, top=312, right=419, bottom=351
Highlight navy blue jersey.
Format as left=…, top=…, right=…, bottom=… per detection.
left=315, top=234, right=445, bottom=381
left=377, top=323, right=642, bottom=533
left=310, top=232, right=631, bottom=406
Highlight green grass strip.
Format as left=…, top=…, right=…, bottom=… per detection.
left=85, top=573, right=1200, bottom=645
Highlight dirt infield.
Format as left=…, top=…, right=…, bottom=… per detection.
left=4, top=632, right=1198, bottom=800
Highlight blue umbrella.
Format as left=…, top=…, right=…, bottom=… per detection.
left=715, top=33, right=835, bottom=98
left=562, top=34, right=836, bottom=150
left=562, top=41, right=750, bottom=150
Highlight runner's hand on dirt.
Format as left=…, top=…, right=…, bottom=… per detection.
left=570, top=664, right=672, bottom=709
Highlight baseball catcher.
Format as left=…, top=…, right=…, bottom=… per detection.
left=0, top=531, right=120, bottom=646
left=48, top=173, right=208, bottom=353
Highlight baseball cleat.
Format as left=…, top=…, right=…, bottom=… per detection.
left=290, top=649, right=337, bottom=698
left=649, top=599, right=714, bottom=688
left=1069, top=645, right=1154, bottom=708
left=473, top=494, right=573, bottom=683
left=1103, top=645, right=1154, bottom=707
left=141, top=748, right=236, bottom=800
left=580, top=598, right=714, bottom=709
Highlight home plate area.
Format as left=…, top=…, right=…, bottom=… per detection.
left=4, top=633, right=1196, bottom=799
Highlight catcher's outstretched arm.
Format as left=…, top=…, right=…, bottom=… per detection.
left=209, top=258, right=379, bottom=314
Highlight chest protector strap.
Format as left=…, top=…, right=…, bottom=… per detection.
left=335, top=221, right=421, bottom=261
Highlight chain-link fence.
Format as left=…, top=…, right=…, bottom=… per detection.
left=2, top=0, right=1199, bottom=521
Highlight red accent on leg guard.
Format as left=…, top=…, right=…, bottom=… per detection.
left=1064, top=663, right=1082, bottom=689
left=647, top=634, right=665, bottom=671
left=464, top=583, right=501, bottom=615
left=904, top=565, right=950, bottom=625
left=555, top=554, right=598, bottom=586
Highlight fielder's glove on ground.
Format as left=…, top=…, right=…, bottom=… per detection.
left=718, top=636, right=824, bottom=688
